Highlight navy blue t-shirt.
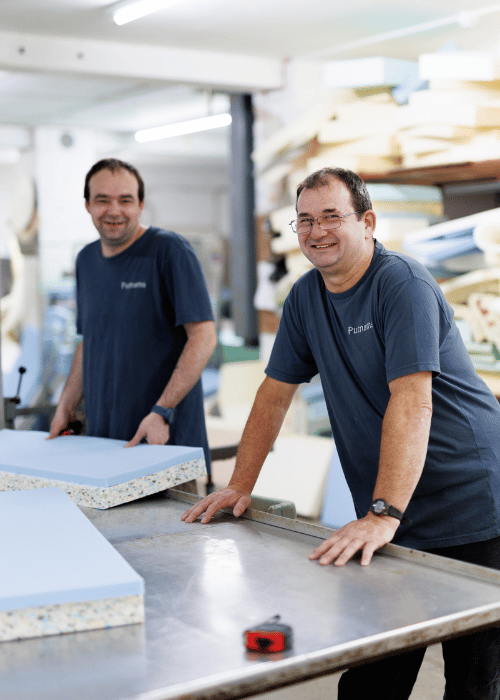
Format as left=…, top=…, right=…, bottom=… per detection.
left=266, top=241, right=500, bottom=549
left=76, top=226, right=214, bottom=467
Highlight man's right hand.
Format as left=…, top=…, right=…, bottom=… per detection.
left=47, top=407, right=77, bottom=440
left=181, top=487, right=251, bottom=524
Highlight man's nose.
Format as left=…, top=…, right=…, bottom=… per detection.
left=107, top=199, right=120, bottom=214
left=309, top=219, right=327, bottom=237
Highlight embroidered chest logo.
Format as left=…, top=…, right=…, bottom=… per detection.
left=348, top=322, right=373, bottom=335
left=121, top=282, right=146, bottom=289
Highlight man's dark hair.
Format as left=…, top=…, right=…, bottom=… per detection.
left=296, top=167, right=372, bottom=217
left=84, top=158, right=145, bottom=203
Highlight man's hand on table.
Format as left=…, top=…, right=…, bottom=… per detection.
left=182, top=493, right=398, bottom=568
left=309, top=513, right=399, bottom=567
left=126, top=412, right=170, bottom=447
left=181, top=487, right=252, bottom=524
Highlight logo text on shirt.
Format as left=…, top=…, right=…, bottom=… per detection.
left=121, top=282, right=146, bottom=289
left=348, top=322, right=373, bottom=335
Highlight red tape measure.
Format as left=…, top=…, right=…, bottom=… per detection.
left=244, top=615, right=293, bottom=653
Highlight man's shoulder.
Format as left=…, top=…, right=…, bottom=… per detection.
left=374, top=244, right=437, bottom=287
left=146, top=227, right=195, bottom=255
left=76, top=239, right=101, bottom=265
left=148, top=226, right=188, bottom=244
left=288, top=268, right=322, bottom=299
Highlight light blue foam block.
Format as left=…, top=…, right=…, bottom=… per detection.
left=0, top=487, right=144, bottom=611
left=0, top=429, right=204, bottom=487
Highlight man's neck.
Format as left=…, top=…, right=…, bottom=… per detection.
left=321, top=238, right=375, bottom=293
left=101, top=225, right=147, bottom=258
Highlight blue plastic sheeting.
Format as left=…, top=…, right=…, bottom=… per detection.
left=201, top=367, right=219, bottom=398
left=404, top=227, right=480, bottom=264
left=0, top=430, right=204, bottom=487
left=0, top=487, right=143, bottom=611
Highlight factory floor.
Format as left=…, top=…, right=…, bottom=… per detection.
left=202, top=458, right=447, bottom=699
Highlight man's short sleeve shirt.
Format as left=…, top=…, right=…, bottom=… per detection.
left=76, top=227, right=214, bottom=460
left=266, top=241, right=500, bottom=549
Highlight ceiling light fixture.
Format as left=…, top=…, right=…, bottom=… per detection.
left=113, top=0, right=186, bottom=26
left=304, top=3, right=500, bottom=60
left=135, top=113, right=232, bottom=142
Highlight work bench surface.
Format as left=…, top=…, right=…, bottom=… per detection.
left=2, top=491, right=500, bottom=700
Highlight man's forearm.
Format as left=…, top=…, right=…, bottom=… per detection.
left=48, top=342, right=84, bottom=438
left=181, top=376, right=298, bottom=523
left=309, top=371, right=433, bottom=567
left=59, top=341, right=84, bottom=411
left=155, top=321, right=216, bottom=409
left=373, top=372, right=433, bottom=514
left=227, top=377, right=298, bottom=494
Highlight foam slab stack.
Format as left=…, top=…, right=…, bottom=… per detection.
left=0, top=488, right=144, bottom=642
left=0, top=429, right=205, bottom=508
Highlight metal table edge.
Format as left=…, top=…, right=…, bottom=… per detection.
left=168, top=490, right=500, bottom=587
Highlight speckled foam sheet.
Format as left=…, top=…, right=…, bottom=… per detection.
left=0, top=429, right=206, bottom=508
left=0, top=487, right=144, bottom=642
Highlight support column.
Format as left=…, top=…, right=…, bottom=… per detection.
left=229, top=94, right=258, bottom=347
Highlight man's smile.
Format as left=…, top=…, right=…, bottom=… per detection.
left=102, top=220, right=126, bottom=228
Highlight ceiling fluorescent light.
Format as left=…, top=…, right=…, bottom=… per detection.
left=113, top=0, right=185, bottom=26
left=135, top=113, right=232, bottom=142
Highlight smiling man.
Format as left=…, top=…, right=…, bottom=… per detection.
left=183, top=167, right=500, bottom=699
left=84, top=165, right=146, bottom=255
left=49, top=159, right=216, bottom=475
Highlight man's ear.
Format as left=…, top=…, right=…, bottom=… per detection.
left=85, top=200, right=90, bottom=214
left=363, top=210, right=376, bottom=238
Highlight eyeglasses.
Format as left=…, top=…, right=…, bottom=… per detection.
left=289, top=211, right=364, bottom=235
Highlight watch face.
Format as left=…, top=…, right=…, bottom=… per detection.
left=372, top=500, right=385, bottom=514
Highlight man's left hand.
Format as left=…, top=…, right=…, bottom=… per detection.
left=125, top=412, right=170, bottom=447
left=309, top=514, right=399, bottom=567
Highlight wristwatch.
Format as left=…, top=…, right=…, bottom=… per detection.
left=369, top=499, right=411, bottom=526
left=151, top=405, right=177, bottom=425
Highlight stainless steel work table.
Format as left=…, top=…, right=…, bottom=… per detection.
left=2, top=489, right=500, bottom=700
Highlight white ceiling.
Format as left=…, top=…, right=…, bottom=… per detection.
left=2, top=0, right=499, bottom=60
left=0, top=0, right=500, bottom=158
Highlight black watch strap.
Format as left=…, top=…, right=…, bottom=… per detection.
left=151, top=405, right=176, bottom=425
left=369, top=499, right=411, bottom=526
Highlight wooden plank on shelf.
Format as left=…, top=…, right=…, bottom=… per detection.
left=396, top=102, right=500, bottom=128
left=429, top=79, right=500, bottom=98
left=398, top=124, right=476, bottom=140
left=314, top=135, right=397, bottom=156
left=408, top=89, right=500, bottom=109
left=402, top=134, right=500, bottom=169
left=397, top=136, right=469, bottom=157
left=308, top=151, right=398, bottom=174
left=251, top=90, right=355, bottom=168
left=360, top=159, right=500, bottom=187
left=371, top=200, right=443, bottom=216
left=318, top=117, right=396, bottom=144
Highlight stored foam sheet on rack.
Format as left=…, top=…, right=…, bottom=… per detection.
left=0, top=488, right=144, bottom=642
left=0, top=429, right=205, bottom=508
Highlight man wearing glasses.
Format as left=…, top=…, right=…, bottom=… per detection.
left=184, top=167, right=500, bottom=698
left=49, top=158, right=216, bottom=475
